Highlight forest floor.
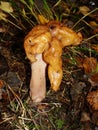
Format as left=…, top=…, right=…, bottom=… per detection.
left=0, top=0, right=98, bottom=130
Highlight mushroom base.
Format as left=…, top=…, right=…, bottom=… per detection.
left=30, top=54, right=46, bottom=102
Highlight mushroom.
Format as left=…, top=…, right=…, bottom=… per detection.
left=24, top=25, right=51, bottom=102
left=24, top=21, right=82, bottom=102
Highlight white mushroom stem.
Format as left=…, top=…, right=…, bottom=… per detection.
left=30, top=54, right=47, bottom=102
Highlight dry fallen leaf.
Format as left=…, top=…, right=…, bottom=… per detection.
left=89, top=21, right=98, bottom=27
left=93, top=28, right=98, bottom=40
left=0, top=80, right=3, bottom=88
left=38, top=14, right=49, bottom=24
left=0, top=11, right=7, bottom=21
left=81, top=112, right=90, bottom=122
left=0, top=1, right=13, bottom=13
left=83, top=57, right=98, bottom=86
left=87, top=90, right=98, bottom=111
left=90, top=11, right=98, bottom=22
left=83, top=57, right=97, bottom=74
left=79, top=6, right=90, bottom=15
left=91, top=45, right=98, bottom=52
left=88, top=72, right=98, bottom=86
left=0, top=27, right=6, bottom=33
left=81, top=112, right=91, bottom=130
left=92, top=112, right=98, bottom=126
left=0, top=80, right=4, bottom=99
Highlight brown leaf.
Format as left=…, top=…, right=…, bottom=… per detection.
left=0, top=80, right=3, bottom=89
left=87, top=90, right=98, bottom=111
left=83, top=57, right=97, bottom=74
left=90, top=11, right=98, bottom=22
left=38, top=14, right=49, bottom=24
left=91, top=45, right=98, bottom=52
left=0, top=80, right=4, bottom=99
left=90, top=73, right=98, bottom=83
left=92, top=112, right=98, bottom=125
left=0, top=1, right=13, bottom=13
left=88, top=72, right=98, bottom=86
left=79, top=6, right=90, bottom=15
left=76, top=56, right=84, bottom=68
left=81, top=112, right=91, bottom=130
left=93, top=28, right=98, bottom=40
left=81, top=112, right=90, bottom=122
left=89, top=21, right=98, bottom=27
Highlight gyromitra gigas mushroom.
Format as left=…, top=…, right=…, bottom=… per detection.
left=24, top=21, right=82, bottom=102
left=87, top=90, right=98, bottom=111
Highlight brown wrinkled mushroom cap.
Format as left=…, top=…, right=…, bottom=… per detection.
left=24, top=25, right=51, bottom=62
left=87, top=90, right=98, bottom=111
left=47, top=21, right=82, bottom=47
